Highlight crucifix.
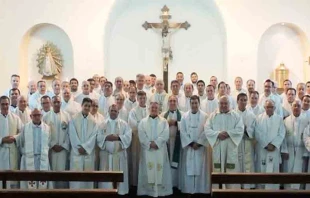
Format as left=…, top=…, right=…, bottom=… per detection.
left=142, top=5, right=190, bottom=92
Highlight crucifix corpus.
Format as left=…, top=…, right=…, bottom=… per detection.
left=142, top=5, right=190, bottom=92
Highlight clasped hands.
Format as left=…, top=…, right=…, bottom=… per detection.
left=189, top=142, right=202, bottom=150
left=264, top=143, right=276, bottom=152
left=105, top=134, right=120, bottom=141
left=218, top=131, right=230, bottom=140
left=1, top=136, right=15, bottom=144
left=51, top=145, right=64, bottom=152
left=150, top=141, right=159, bottom=150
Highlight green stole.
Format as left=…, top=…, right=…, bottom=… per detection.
left=164, top=109, right=181, bottom=169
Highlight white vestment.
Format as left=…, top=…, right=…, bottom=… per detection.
left=259, top=93, right=283, bottom=117
left=201, top=98, right=219, bottom=115
left=282, top=114, right=309, bottom=189
left=143, top=85, right=156, bottom=95
left=127, top=106, right=148, bottom=186
left=13, top=107, right=31, bottom=124
left=61, top=98, right=81, bottom=118
left=231, top=88, right=247, bottom=101
left=303, top=124, right=310, bottom=189
left=205, top=110, right=244, bottom=189
left=162, top=93, right=184, bottom=113
left=254, top=113, right=285, bottom=189
left=282, top=100, right=293, bottom=118
left=149, top=92, right=167, bottom=113
left=137, top=116, right=172, bottom=197
left=97, top=118, right=132, bottom=195
left=161, top=109, right=183, bottom=188
left=179, top=96, right=191, bottom=113
left=247, top=104, right=265, bottom=116
left=118, top=107, right=128, bottom=123
left=91, top=112, right=104, bottom=124
left=43, top=110, right=70, bottom=188
left=69, top=113, right=97, bottom=189
left=0, top=113, right=22, bottom=189
left=16, top=122, right=52, bottom=189
left=180, top=110, right=210, bottom=194
left=217, top=94, right=237, bottom=110
left=235, top=109, right=256, bottom=189
left=98, top=95, right=115, bottom=117
left=124, top=98, right=138, bottom=112
left=71, top=90, right=81, bottom=99
left=74, top=93, right=93, bottom=104
left=28, top=91, right=53, bottom=110
left=112, top=89, right=128, bottom=99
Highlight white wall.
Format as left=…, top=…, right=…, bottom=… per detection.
left=0, top=0, right=310, bottom=94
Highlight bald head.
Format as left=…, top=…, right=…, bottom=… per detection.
left=17, top=95, right=28, bottom=111
left=109, top=104, right=119, bottom=120
left=219, top=96, right=230, bottom=113
left=31, top=108, right=42, bottom=124
left=264, top=99, right=275, bottom=116
left=292, top=99, right=302, bottom=117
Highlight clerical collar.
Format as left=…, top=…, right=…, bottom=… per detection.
left=139, top=105, right=146, bottom=108
left=238, top=108, right=246, bottom=112
left=129, top=98, right=136, bottom=103
left=219, top=110, right=230, bottom=114
left=82, top=113, right=88, bottom=118
left=191, top=111, right=199, bottom=114
left=149, top=115, right=158, bottom=119
left=32, top=122, right=42, bottom=128
left=208, top=98, right=215, bottom=101
left=108, top=117, right=118, bottom=122
left=169, top=109, right=176, bottom=113
left=11, top=104, right=17, bottom=108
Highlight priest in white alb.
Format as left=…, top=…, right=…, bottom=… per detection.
left=281, top=100, right=309, bottom=189
left=179, top=83, right=193, bottom=112
left=149, top=79, right=167, bottom=114
left=0, top=96, right=23, bottom=189
left=247, top=91, right=265, bottom=116
left=201, top=85, right=218, bottom=115
left=69, top=98, right=98, bottom=189
left=90, top=99, right=104, bottom=124
left=282, top=88, right=296, bottom=118
left=13, top=95, right=31, bottom=124
left=255, top=99, right=285, bottom=189
left=16, top=108, right=52, bottom=189
left=124, top=86, right=138, bottom=112
left=98, top=81, right=115, bottom=117
left=128, top=91, right=148, bottom=186
left=97, top=104, right=132, bottom=195
left=115, top=93, right=128, bottom=122
left=137, top=102, right=172, bottom=197
left=204, top=95, right=244, bottom=189
left=42, top=96, right=70, bottom=188
left=61, top=88, right=81, bottom=117
left=161, top=95, right=183, bottom=188
left=180, top=95, right=210, bottom=195
left=234, top=93, right=256, bottom=189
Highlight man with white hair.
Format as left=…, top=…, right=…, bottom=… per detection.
left=205, top=95, right=244, bottom=189
left=50, top=79, right=62, bottom=98
left=13, top=95, right=31, bottom=124
left=97, top=104, right=132, bottom=195
left=113, top=77, right=127, bottom=98
left=27, top=80, right=37, bottom=99
left=61, top=88, right=81, bottom=118
left=281, top=100, right=309, bottom=190
left=137, top=102, right=172, bottom=197
left=178, top=83, right=193, bottom=112
left=255, top=99, right=285, bottom=189
left=144, top=75, right=155, bottom=94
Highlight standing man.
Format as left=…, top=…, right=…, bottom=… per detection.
left=97, top=104, right=132, bottom=195
left=16, top=108, right=52, bottom=189
left=255, top=99, right=285, bottom=189
left=282, top=88, right=296, bottom=118
left=69, top=78, right=80, bottom=98
left=176, top=72, right=185, bottom=94
left=205, top=96, right=244, bottom=189
left=246, top=79, right=256, bottom=95
left=29, top=80, right=51, bottom=110
left=61, top=88, right=81, bottom=118
left=137, top=102, right=172, bottom=197
left=98, top=81, right=115, bottom=117
left=13, top=95, right=31, bottom=124
left=201, top=85, right=218, bottom=115
left=3, top=74, right=20, bottom=97
left=197, top=80, right=207, bottom=101
left=179, top=83, right=193, bottom=112
left=210, top=76, right=218, bottom=93
left=190, top=72, right=199, bottom=95
left=149, top=79, right=167, bottom=113
left=180, top=95, right=210, bottom=195
left=124, top=86, right=138, bottom=112
left=43, top=96, right=70, bottom=188
left=69, top=98, right=98, bottom=189
left=247, top=91, right=265, bottom=116
left=9, top=88, right=20, bottom=111
left=113, top=77, right=128, bottom=98
left=231, top=77, right=247, bottom=100
left=0, top=96, right=23, bottom=189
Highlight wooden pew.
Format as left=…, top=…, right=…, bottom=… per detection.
left=0, top=171, right=123, bottom=198
left=211, top=173, right=310, bottom=198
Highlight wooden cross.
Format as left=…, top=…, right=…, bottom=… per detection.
left=142, top=5, right=190, bottom=92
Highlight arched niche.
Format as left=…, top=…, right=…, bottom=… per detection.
left=257, top=23, right=310, bottom=91
left=104, top=0, right=227, bottom=84
left=20, top=23, right=74, bottom=86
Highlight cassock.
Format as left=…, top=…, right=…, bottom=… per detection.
left=97, top=118, right=132, bottom=195
left=124, top=98, right=138, bottom=112
left=180, top=110, right=210, bottom=194
left=201, top=98, right=219, bottom=115
left=69, top=113, right=97, bottom=189
left=16, top=122, right=52, bottom=189
left=204, top=110, right=244, bottom=189
left=127, top=106, right=148, bottom=186
left=259, top=94, right=283, bottom=117
left=178, top=96, right=191, bottom=113
left=235, top=109, right=256, bottom=189
left=149, top=92, right=167, bottom=113
left=28, top=91, right=53, bottom=110
left=254, top=112, right=285, bottom=189
left=43, top=110, right=70, bottom=188
left=98, top=95, right=115, bottom=117
left=137, top=116, right=172, bottom=197
left=247, top=104, right=265, bottom=116
left=161, top=109, right=183, bottom=188
left=61, top=98, right=81, bottom=118
left=0, top=113, right=23, bottom=189
left=282, top=113, right=309, bottom=189
left=118, top=107, right=128, bottom=122
left=13, top=107, right=31, bottom=124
